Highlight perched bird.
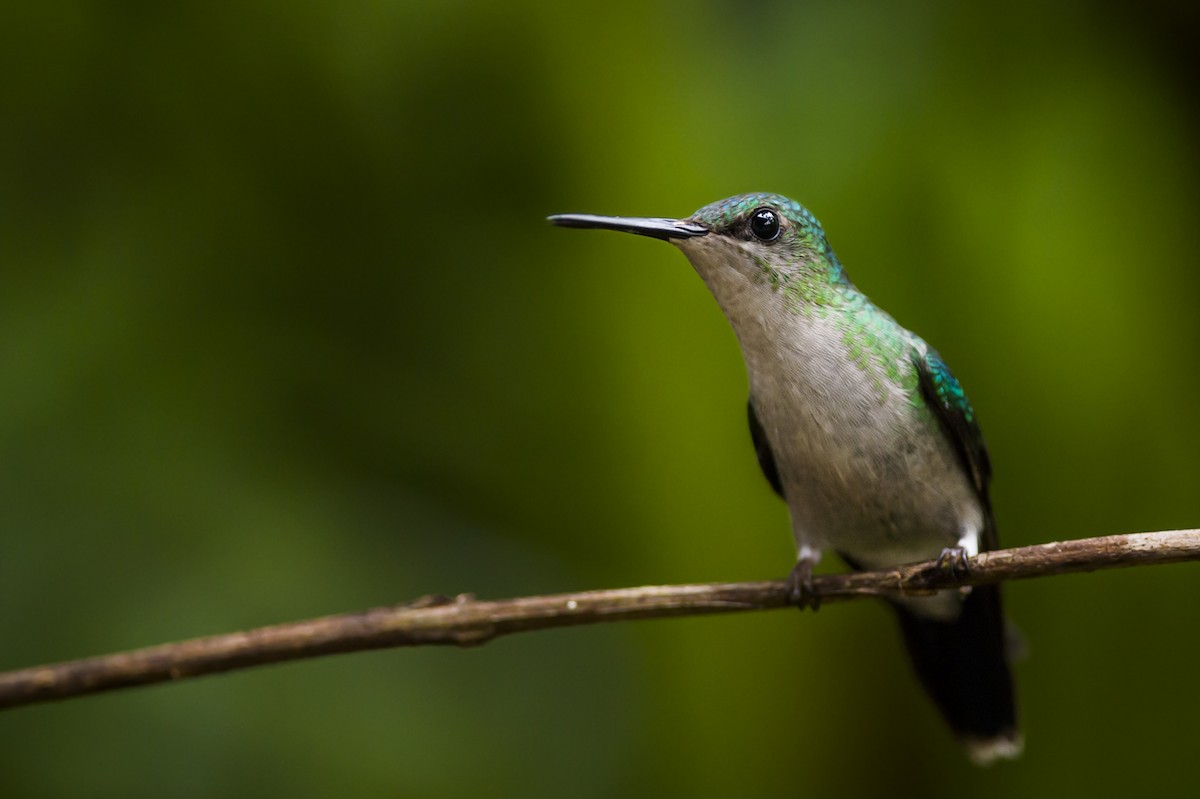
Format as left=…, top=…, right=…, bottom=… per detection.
left=550, top=193, right=1020, bottom=763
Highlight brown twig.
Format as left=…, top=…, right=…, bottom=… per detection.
left=1, top=528, right=1197, bottom=711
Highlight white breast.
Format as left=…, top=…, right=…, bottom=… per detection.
left=676, top=235, right=984, bottom=572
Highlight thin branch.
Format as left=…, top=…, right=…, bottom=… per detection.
left=1, top=528, right=1197, bottom=711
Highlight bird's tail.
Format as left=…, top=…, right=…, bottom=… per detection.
left=890, top=584, right=1021, bottom=764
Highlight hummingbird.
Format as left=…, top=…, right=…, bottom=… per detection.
left=549, top=193, right=1020, bottom=763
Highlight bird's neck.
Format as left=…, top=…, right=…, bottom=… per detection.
left=676, top=238, right=914, bottom=403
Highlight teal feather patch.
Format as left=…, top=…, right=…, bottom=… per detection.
left=923, top=348, right=976, bottom=424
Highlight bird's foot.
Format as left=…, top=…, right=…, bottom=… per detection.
left=935, top=546, right=971, bottom=580
left=786, top=558, right=820, bottom=611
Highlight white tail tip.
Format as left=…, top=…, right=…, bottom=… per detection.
left=964, top=732, right=1024, bottom=765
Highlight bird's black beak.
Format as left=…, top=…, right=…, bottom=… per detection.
left=548, top=213, right=709, bottom=241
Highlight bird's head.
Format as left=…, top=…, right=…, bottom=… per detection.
left=550, top=193, right=848, bottom=294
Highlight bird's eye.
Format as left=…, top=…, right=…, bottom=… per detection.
left=749, top=208, right=780, bottom=242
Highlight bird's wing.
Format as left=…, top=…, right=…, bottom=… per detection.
left=911, top=346, right=998, bottom=550
left=748, top=398, right=784, bottom=499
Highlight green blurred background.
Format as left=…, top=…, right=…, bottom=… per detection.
left=2, top=1, right=1198, bottom=795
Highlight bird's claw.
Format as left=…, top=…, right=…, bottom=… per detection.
left=786, top=558, right=820, bottom=611
left=936, top=546, right=971, bottom=580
